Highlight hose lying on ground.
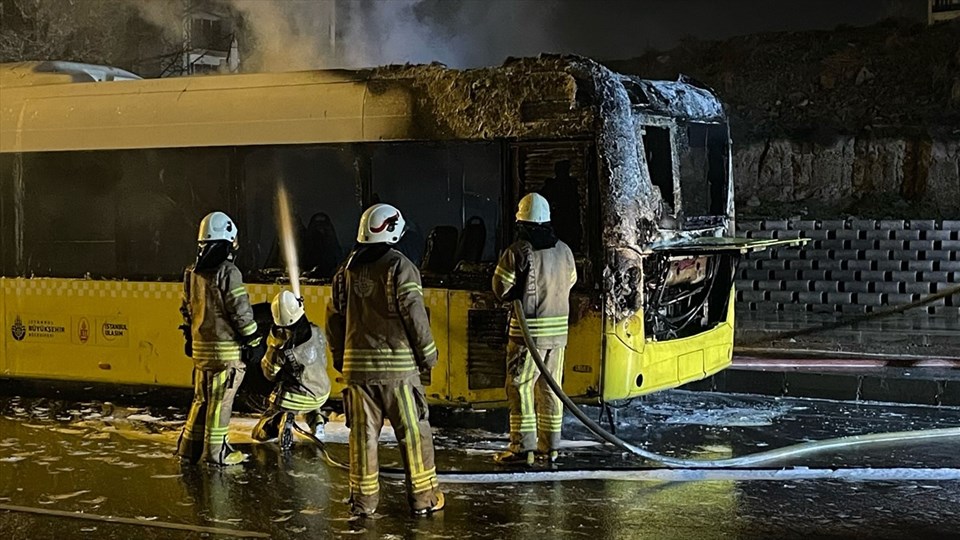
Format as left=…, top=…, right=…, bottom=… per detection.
left=283, top=299, right=960, bottom=480
left=509, top=300, right=960, bottom=469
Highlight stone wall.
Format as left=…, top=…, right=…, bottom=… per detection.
left=734, top=138, right=960, bottom=217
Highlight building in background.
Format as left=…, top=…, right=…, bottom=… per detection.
left=929, top=0, right=960, bottom=24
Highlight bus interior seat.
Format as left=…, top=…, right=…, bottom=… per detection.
left=454, top=215, right=486, bottom=265
left=421, top=225, right=459, bottom=274
left=302, top=212, right=342, bottom=279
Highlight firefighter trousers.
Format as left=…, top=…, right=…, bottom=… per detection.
left=176, top=362, right=245, bottom=464
left=505, top=341, right=565, bottom=454
left=343, top=378, right=442, bottom=514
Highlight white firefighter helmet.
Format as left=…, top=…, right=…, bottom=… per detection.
left=198, top=211, right=238, bottom=243
left=271, top=290, right=305, bottom=327
left=516, top=193, right=551, bottom=223
left=357, top=203, right=406, bottom=244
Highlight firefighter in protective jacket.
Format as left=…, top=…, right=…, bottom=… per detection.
left=177, top=211, right=261, bottom=466
left=492, top=193, right=577, bottom=465
left=327, top=203, right=445, bottom=517
left=252, top=290, right=330, bottom=450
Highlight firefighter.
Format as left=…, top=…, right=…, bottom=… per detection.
left=492, top=193, right=577, bottom=465
left=327, top=203, right=445, bottom=517
left=177, top=211, right=262, bottom=466
left=252, top=290, right=330, bottom=450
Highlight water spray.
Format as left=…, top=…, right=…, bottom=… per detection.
left=276, top=183, right=301, bottom=300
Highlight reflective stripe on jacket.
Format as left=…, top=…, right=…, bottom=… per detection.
left=181, top=261, right=258, bottom=370
left=261, top=324, right=331, bottom=403
left=327, top=247, right=437, bottom=383
left=492, top=239, right=577, bottom=348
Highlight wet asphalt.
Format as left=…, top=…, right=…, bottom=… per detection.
left=1, top=390, right=959, bottom=539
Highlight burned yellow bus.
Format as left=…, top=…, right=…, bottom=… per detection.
left=0, top=58, right=791, bottom=406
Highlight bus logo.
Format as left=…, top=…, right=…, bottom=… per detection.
left=11, top=315, right=26, bottom=341
left=78, top=318, right=90, bottom=343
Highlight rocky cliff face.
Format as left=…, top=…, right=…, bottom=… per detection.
left=733, top=138, right=960, bottom=218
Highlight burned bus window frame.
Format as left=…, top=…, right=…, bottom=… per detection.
left=677, top=122, right=731, bottom=226
left=509, top=140, right=598, bottom=288
left=639, top=122, right=677, bottom=216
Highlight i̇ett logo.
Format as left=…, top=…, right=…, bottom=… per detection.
left=11, top=315, right=26, bottom=341
left=78, top=317, right=90, bottom=344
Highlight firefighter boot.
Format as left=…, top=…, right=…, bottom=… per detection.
left=412, top=491, right=445, bottom=517
left=304, top=409, right=325, bottom=441
left=278, top=412, right=296, bottom=452
left=494, top=450, right=535, bottom=466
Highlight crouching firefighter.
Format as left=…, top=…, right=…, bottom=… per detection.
left=327, top=203, right=445, bottom=517
left=492, top=193, right=577, bottom=465
left=177, top=211, right=262, bottom=466
left=252, top=290, right=331, bottom=450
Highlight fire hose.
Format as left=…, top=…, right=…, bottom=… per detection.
left=289, top=298, right=960, bottom=481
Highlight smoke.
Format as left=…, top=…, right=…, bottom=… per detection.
left=126, top=0, right=919, bottom=73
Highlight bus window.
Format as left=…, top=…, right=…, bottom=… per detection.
left=17, top=147, right=230, bottom=280
left=641, top=125, right=675, bottom=215
left=369, top=142, right=502, bottom=273
left=512, top=142, right=592, bottom=256
left=239, top=145, right=361, bottom=280
left=680, top=123, right=729, bottom=220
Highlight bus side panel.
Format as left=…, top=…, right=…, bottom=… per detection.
left=2, top=278, right=193, bottom=387
left=1, top=278, right=6, bottom=378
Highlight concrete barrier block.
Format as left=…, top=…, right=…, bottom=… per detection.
left=876, top=260, right=904, bottom=271
left=736, top=279, right=754, bottom=291
left=871, top=282, right=902, bottom=294
left=784, top=279, right=812, bottom=292
left=781, top=301, right=807, bottom=312
left=863, top=249, right=892, bottom=261
left=772, top=248, right=802, bottom=259
left=849, top=239, right=877, bottom=252
left=845, top=260, right=874, bottom=271
left=833, top=249, right=861, bottom=261
left=811, top=281, right=839, bottom=292
left=759, top=259, right=788, bottom=270
left=879, top=219, right=906, bottom=230
left=909, top=220, right=937, bottom=231
left=742, top=269, right=771, bottom=281
left=814, top=260, right=843, bottom=271
left=890, top=270, right=920, bottom=283
left=907, top=240, right=935, bottom=252
left=762, top=219, right=789, bottom=231
left=801, top=230, right=830, bottom=240
left=800, top=269, right=828, bottom=281
left=836, top=229, right=862, bottom=240
left=788, top=260, right=816, bottom=270
left=937, top=261, right=960, bottom=272
left=790, top=220, right=818, bottom=231
left=819, top=240, right=848, bottom=251
left=826, top=292, right=853, bottom=305
left=940, top=220, right=960, bottom=231
left=774, top=230, right=803, bottom=240
left=849, top=219, right=877, bottom=230
left=891, top=249, right=921, bottom=261
left=821, top=219, right=847, bottom=231
left=906, top=282, right=934, bottom=295
left=828, top=270, right=859, bottom=282
left=921, top=271, right=952, bottom=283
left=804, top=250, right=835, bottom=263
left=738, top=221, right=762, bottom=232
left=907, top=261, right=936, bottom=272
left=933, top=306, right=960, bottom=315
left=841, top=303, right=868, bottom=314
left=747, top=230, right=777, bottom=239
left=877, top=240, right=906, bottom=251
left=769, top=291, right=797, bottom=303
left=922, top=230, right=953, bottom=241
left=739, top=290, right=767, bottom=303
left=841, top=281, right=871, bottom=293
left=886, top=293, right=916, bottom=306
left=934, top=282, right=960, bottom=293
left=797, top=291, right=826, bottom=304
left=756, top=279, right=784, bottom=291
left=859, top=270, right=888, bottom=282
left=937, top=240, right=960, bottom=252
left=771, top=270, right=802, bottom=281
left=865, top=229, right=893, bottom=240
left=894, top=230, right=921, bottom=241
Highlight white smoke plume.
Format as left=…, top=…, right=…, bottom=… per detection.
left=126, top=0, right=919, bottom=73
